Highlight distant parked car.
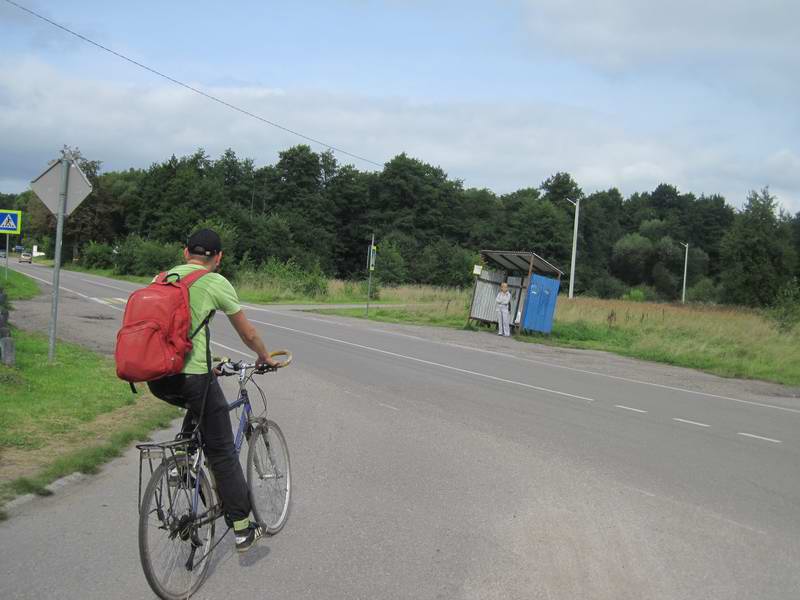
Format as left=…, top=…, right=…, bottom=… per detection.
left=13, top=245, right=24, bottom=253
left=0, top=249, right=6, bottom=259
left=19, top=252, right=32, bottom=263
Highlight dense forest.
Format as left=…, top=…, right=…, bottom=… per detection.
left=3, top=145, right=799, bottom=307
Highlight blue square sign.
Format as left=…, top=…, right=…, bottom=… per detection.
left=0, top=210, right=21, bottom=235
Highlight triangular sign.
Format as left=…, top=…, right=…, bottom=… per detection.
left=0, top=214, right=16, bottom=230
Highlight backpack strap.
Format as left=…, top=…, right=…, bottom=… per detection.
left=178, top=268, right=210, bottom=287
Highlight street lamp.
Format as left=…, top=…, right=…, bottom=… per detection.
left=680, top=242, right=689, bottom=304
left=566, top=197, right=581, bottom=299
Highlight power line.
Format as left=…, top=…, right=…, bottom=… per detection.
left=4, top=0, right=384, bottom=168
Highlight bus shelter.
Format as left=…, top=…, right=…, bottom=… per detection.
left=467, top=250, right=563, bottom=333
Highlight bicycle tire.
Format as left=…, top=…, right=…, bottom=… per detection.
left=138, top=458, right=216, bottom=600
left=247, top=420, right=291, bottom=534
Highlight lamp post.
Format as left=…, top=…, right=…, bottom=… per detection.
left=566, top=197, right=580, bottom=299
left=680, top=242, right=689, bottom=304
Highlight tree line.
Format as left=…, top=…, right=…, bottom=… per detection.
left=4, top=145, right=799, bottom=307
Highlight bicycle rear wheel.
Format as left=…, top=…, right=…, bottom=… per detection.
left=247, top=420, right=291, bottom=534
left=138, top=458, right=216, bottom=600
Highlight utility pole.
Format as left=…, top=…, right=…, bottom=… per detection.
left=680, top=242, right=689, bottom=304
left=567, top=197, right=580, bottom=299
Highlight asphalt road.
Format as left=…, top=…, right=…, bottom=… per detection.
left=2, top=262, right=799, bottom=599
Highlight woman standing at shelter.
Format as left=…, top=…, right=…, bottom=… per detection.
left=496, top=282, right=512, bottom=337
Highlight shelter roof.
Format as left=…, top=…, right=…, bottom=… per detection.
left=480, top=250, right=563, bottom=278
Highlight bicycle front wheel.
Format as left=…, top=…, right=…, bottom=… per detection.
left=138, top=459, right=216, bottom=600
left=247, top=420, right=291, bottom=534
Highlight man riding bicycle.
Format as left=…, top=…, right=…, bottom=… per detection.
left=147, top=228, right=279, bottom=552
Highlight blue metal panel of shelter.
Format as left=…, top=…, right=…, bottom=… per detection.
left=521, top=274, right=560, bottom=334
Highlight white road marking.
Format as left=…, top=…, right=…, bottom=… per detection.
left=615, top=404, right=647, bottom=413
left=16, top=266, right=799, bottom=419
left=737, top=432, right=782, bottom=444
left=243, top=301, right=800, bottom=416
left=673, top=418, right=711, bottom=428
left=378, top=402, right=399, bottom=411
left=90, top=297, right=114, bottom=307
left=249, top=318, right=596, bottom=403
left=210, top=341, right=250, bottom=357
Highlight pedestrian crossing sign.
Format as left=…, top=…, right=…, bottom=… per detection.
left=0, top=210, right=21, bottom=235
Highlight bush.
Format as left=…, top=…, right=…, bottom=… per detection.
left=113, top=236, right=183, bottom=276
left=359, top=278, right=381, bottom=300
left=622, top=285, right=658, bottom=302
left=237, top=258, right=328, bottom=299
left=81, top=242, right=115, bottom=269
left=767, top=277, right=800, bottom=334
left=589, top=276, right=628, bottom=299
left=687, top=277, right=720, bottom=303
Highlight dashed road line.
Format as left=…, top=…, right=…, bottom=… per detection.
left=244, top=299, right=800, bottom=416
left=615, top=404, right=647, bottom=413
left=738, top=432, right=782, bottom=444
left=673, top=418, right=711, bottom=428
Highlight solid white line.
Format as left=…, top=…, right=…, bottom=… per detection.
left=90, top=297, right=114, bottom=307
left=737, top=432, right=782, bottom=444
left=210, top=341, right=250, bottom=357
left=243, top=301, right=800, bottom=416
left=378, top=402, right=399, bottom=411
left=249, top=318, right=596, bottom=403
left=672, top=418, right=711, bottom=428
left=615, top=404, right=647, bottom=413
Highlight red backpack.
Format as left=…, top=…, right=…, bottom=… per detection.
left=115, top=269, right=211, bottom=384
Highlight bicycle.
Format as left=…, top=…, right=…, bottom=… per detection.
left=136, top=350, right=292, bottom=600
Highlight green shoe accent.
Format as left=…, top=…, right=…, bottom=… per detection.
left=233, top=518, right=250, bottom=531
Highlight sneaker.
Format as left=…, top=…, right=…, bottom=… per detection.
left=234, top=522, right=264, bottom=553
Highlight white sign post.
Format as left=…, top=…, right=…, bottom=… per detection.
left=30, top=151, right=92, bottom=362
left=366, top=234, right=376, bottom=318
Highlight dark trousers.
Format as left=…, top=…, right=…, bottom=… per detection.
left=148, top=374, right=251, bottom=522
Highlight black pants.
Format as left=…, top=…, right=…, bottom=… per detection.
left=148, top=374, right=251, bottom=523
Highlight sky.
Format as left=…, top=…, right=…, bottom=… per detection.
left=1, top=0, right=799, bottom=212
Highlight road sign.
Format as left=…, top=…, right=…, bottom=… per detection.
left=31, top=160, right=92, bottom=216
left=368, top=245, right=376, bottom=272
left=0, top=210, right=21, bottom=235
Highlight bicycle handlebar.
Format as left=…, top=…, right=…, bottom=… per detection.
left=213, top=350, right=292, bottom=376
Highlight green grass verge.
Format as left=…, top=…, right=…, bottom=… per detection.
left=0, top=328, right=180, bottom=507
left=315, top=306, right=469, bottom=328
left=315, top=303, right=800, bottom=387
left=0, top=268, right=39, bottom=302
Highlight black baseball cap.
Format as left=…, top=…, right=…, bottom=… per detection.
left=187, top=229, right=222, bottom=256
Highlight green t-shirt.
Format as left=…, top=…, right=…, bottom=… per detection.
left=163, top=263, right=241, bottom=374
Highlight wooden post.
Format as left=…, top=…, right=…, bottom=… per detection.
left=466, top=274, right=480, bottom=328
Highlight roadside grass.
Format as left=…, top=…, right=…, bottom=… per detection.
left=238, top=279, right=470, bottom=306
left=1, top=268, right=39, bottom=302
left=0, top=328, right=180, bottom=513
left=316, top=296, right=800, bottom=387
left=38, top=259, right=468, bottom=306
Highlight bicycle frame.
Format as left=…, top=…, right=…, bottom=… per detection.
left=138, top=365, right=267, bottom=527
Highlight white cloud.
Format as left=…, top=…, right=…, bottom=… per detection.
left=0, top=57, right=797, bottom=213
left=519, top=0, right=800, bottom=72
